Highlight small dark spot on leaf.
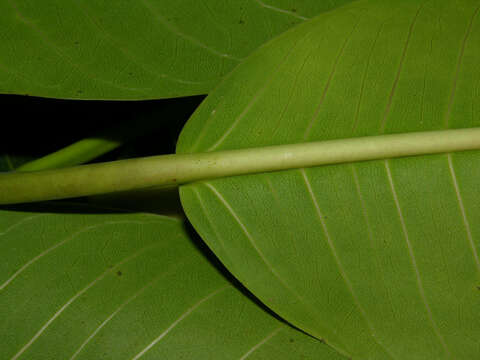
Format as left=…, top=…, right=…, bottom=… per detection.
left=289, top=338, right=295, bottom=343
left=128, top=72, right=133, bottom=76
left=77, top=90, right=83, bottom=94
left=291, top=8, right=297, bottom=12
left=117, top=271, right=122, bottom=276
left=172, top=178, right=177, bottom=182
left=74, top=41, right=79, bottom=45
left=239, top=19, right=245, bottom=24
left=477, top=285, right=480, bottom=291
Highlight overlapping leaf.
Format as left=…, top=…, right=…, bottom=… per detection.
left=178, top=0, right=480, bottom=358
left=0, top=204, right=344, bottom=359
left=0, top=0, right=353, bottom=100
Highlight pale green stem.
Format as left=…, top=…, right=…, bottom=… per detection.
left=1, top=127, right=480, bottom=205
left=16, top=138, right=122, bottom=172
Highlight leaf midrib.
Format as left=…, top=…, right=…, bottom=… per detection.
left=1, top=127, right=480, bottom=205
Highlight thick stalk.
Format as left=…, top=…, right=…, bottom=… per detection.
left=1, top=127, right=480, bottom=205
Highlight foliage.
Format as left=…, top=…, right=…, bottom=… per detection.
left=1, top=0, right=479, bottom=359
left=1, top=204, right=344, bottom=360
left=0, top=0, right=351, bottom=99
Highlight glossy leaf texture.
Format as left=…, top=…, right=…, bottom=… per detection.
left=178, top=0, right=480, bottom=359
left=0, top=204, right=345, bottom=360
left=0, top=0, right=353, bottom=100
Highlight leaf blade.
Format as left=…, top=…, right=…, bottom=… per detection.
left=178, top=0, right=480, bottom=358
left=0, top=204, right=345, bottom=359
left=0, top=0, right=353, bottom=100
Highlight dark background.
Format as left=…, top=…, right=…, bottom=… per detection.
left=0, top=94, right=205, bottom=165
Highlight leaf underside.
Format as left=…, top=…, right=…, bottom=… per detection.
left=0, top=0, right=353, bottom=100
left=178, top=0, right=480, bottom=358
left=0, top=204, right=344, bottom=359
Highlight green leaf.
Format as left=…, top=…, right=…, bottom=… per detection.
left=0, top=204, right=344, bottom=359
left=0, top=0, right=353, bottom=100
left=178, top=0, right=480, bottom=358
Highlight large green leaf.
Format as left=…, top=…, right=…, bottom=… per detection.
left=0, top=204, right=345, bottom=359
left=0, top=0, right=353, bottom=100
left=178, top=0, right=480, bottom=358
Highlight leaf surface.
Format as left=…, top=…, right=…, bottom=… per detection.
left=0, top=0, right=353, bottom=100
left=0, top=204, right=344, bottom=359
left=178, top=0, right=480, bottom=358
